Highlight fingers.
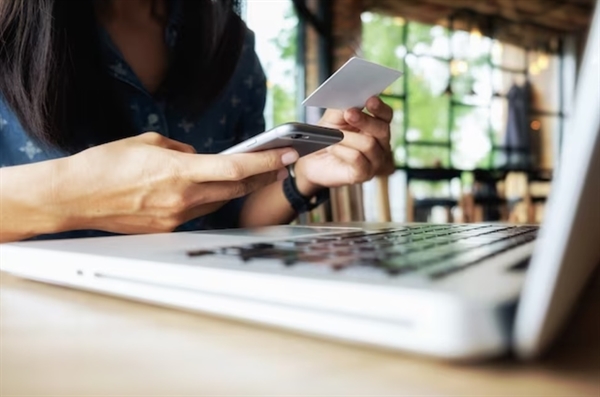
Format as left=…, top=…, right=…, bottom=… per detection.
left=327, top=130, right=395, bottom=181
left=183, top=148, right=298, bottom=183
left=336, top=131, right=384, bottom=172
left=365, top=96, right=393, bottom=123
left=327, top=145, right=374, bottom=183
left=343, top=107, right=391, bottom=151
left=189, top=169, right=287, bottom=205
left=319, top=109, right=344, bottom=126
left=137, top=132, right=197, bottom=154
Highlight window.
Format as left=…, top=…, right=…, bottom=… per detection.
left=361, top=13, right=565, bottom=172
left=244, top=1, right=300, bottom=130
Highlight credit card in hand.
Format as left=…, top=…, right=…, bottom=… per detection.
left=302, top=57, right=402, bottom=110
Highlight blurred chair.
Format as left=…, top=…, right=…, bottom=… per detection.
left=525, top=169, right=553, bottom=223
left=405, top=168, right=462, bottom=223
left=469, top=169, right=511, bottom=222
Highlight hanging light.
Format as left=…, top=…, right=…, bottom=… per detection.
left=470, top=27, right=483, bottom=46
left=393, top=17, right=405, bottom=26
left=450, top=59, right=469, bottom=75
left=529, top=63, right=541, bottom=76
left=470, top=27, right=482, bottom=38
left=537, top=53, right=549, bottom=70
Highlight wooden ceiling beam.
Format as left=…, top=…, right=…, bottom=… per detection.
left=363, top=0, right=595, bottom=33
left=362, top=0, right=594, bottom=50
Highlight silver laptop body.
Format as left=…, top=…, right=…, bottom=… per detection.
left=1, top=5, right=599, bottom=361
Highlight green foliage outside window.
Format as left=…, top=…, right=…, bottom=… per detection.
left=362, top=13, right=495, bottom=170
left=269, top=4, right=298, bottom=128
left=266, top=8, right=507, bottom=173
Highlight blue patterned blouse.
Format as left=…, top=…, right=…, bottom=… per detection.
left=0, top=10, right=267, bottom=240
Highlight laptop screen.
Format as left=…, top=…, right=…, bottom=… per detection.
left=514, top=2, right=600, bottom=358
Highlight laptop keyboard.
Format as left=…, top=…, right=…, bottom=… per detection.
left=187, top=225, right=538, bottom=279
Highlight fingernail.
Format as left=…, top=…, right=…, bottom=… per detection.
left=281, top=150, right=299, bottom=165
left=371, top=98, right=381, bottom=109
left=277, top=168, right=289, bottom=181
left=348, top=110, right=360, bottom=122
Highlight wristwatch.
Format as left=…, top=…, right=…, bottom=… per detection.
left=282, top=163, right=330, bottom=213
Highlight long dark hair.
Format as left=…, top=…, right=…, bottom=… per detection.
left=0, top=0, right=244, bottom=152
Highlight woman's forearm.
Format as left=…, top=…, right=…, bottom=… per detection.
left=239, top=169, right=322, bottom=228
left=0, top=159, right=75, bottom=242
left=238, top=180, right=296, bottom=227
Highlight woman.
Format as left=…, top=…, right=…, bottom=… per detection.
left=0, top=0, right=394, bottom=243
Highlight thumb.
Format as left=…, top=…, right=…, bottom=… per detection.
left=319, top=108, right=346, bottom=128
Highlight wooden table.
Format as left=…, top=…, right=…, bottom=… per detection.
left=2, top=271, right=599, bottom=396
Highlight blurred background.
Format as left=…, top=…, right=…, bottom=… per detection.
left=242, top=0, right=596, bottom=225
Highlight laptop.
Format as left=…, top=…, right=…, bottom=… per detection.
left=2, top=8, right=599, bottom=361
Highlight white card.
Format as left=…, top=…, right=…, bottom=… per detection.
left=302, top=57, right=402, bottom=110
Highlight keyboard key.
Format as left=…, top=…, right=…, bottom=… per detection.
left=249, top=243, right=275, bottom=250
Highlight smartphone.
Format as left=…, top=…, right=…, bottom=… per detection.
left=220, top=122, right=344, bottom=157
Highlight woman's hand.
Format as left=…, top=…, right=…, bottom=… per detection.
left=53, top=132, right=298, bottom=234
left=293, top=96, right=395, bottom=196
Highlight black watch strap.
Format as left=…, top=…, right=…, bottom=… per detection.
left=283, top=165, right=330, bottom=214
